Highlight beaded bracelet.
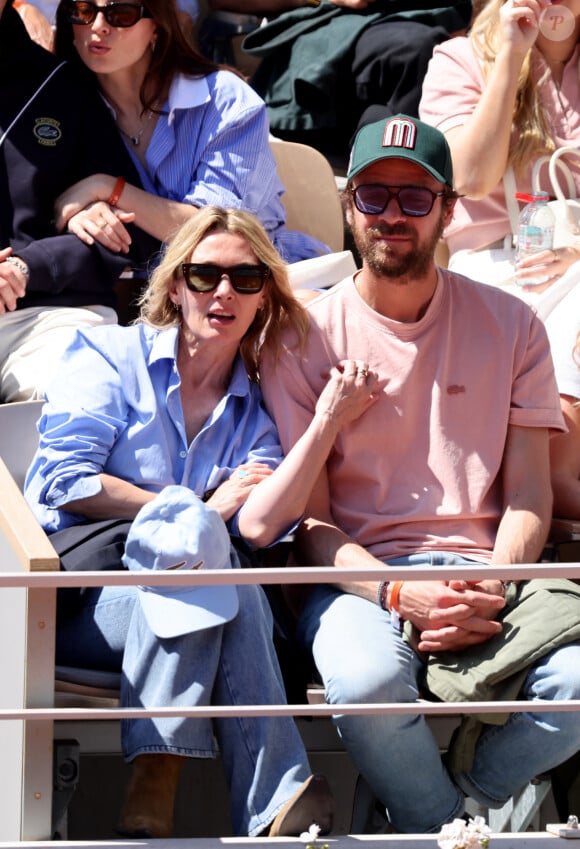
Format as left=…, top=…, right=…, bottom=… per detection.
left=377, top=581, right=389, bottom=610
left=107, top=176, right=126, bottom=207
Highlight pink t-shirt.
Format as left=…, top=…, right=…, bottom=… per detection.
left=419, top=38, right=580, bottom=255
left=261, top=270, right=564, bottom=562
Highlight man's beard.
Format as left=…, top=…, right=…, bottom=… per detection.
left=352, top=212, right=446, bottom=280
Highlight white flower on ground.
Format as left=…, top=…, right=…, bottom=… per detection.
left=438, top=816, right=491, bottom=849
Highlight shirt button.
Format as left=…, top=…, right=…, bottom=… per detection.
left=179, top=450, right=187, bottom=459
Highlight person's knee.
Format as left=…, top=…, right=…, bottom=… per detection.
left=322, top=656, right=415, bottom=706
left=531, top=644, right=580, bottom=701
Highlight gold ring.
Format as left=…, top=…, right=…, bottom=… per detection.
left=359, top=368, right=369, bottom=377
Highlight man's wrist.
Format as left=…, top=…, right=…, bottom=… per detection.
left=377, top=580, right=389, bottom=610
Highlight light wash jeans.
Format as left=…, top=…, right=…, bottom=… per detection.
left=297, top=552, right=580, bottom=833
left=56, top=580, right=310, bottom=836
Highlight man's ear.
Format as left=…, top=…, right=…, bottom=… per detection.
left=345, top=201, right=354, bottom=229
left=442, top=196, right=457, bottom=229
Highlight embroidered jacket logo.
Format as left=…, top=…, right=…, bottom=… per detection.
left=33, top=117, right=62, bottom=146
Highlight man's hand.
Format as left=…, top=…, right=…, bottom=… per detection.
left=0, top=248, right=28, bottom=314
left=398, top=579, right=505, bottom=652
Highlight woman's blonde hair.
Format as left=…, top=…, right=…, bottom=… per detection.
left=469, top=0, right=556, bottom=175
left=138, top=207, right=309, bottom=382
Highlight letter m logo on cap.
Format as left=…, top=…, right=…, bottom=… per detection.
left=383, top=118, right=417, bottom=150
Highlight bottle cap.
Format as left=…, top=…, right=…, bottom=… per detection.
left=515, top=191, right=550, bottom=203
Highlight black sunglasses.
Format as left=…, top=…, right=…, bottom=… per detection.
left=350, top=184, right=445, bottom=217
left=181, top=263, right=271, bottom=294
left=64, top=0, right=152, bottom=27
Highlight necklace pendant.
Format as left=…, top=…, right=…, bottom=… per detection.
left=129, top=135, right=140, bottom=146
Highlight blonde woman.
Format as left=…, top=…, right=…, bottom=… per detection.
left=420, top=0, right=580, bottom=286
left=24, top=207, right=378, bottom=839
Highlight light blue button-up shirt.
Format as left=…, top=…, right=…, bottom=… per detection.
left=112, top=71, right=328, bottom=263
left=24, top=323, right=284, bottom=535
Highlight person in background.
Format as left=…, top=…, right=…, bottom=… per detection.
left=13, top=0, right=53, bottom=47
left=51, top=0, right=329, bottom=263
left=260, top=114, right=580, bottom=834
left=240, top=0, right=473, bottom=165
left=25, top=206, right=378, bottom=839
left=0, top=0, right=160, bottom=402
left=419, top=0, right=580, bottom=285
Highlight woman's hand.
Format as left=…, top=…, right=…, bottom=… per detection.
left=498, top=0, right=551, bottom=56
left=55, top=174, right=115, bottom=231
left=206, top=462, right=274, bottom=522
left=314, top=359, right=380, bottom=431
left=65, top=202, right=134, bottom=253
left=515, top=245, right=580, bottom=291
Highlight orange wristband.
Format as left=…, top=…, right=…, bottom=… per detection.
left=389, top=580, right=403, bottom=613
left=107, top=176, right=125, bottom=207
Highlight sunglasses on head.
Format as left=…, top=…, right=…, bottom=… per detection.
left=181, top=263, right=271, bottom=295
left=350, top=184, right=445, bottom=217
left=64, top=0, right=152, bottom=27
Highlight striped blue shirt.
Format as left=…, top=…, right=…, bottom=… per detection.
left=117, top=71, right=328, bottom=262
left=24, top=323, right=284, bottom=534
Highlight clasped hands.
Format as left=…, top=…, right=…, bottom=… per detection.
left=398, top=579, right=506, bottom=653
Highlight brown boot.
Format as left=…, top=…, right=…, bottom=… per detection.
left=116, top=753, right=184, bottom=838
left=268, top=774, right=334, bottom=837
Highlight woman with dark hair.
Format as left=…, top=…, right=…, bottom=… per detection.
left=51, top=0, right=328, bottom=262
left=25, top=206, right=377, bottom=839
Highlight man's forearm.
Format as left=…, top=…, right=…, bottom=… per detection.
left=491, top=503, right=552, bottom=567
left=295, top=517, right=386, bottom=602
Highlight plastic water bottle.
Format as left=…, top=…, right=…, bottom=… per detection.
left=515, top=191, right=555, bottom=285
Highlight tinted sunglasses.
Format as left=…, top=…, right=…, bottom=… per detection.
left=350, top=184, right=445, bottom=217
left=64, top=0, right=152, bottom=27
left=181, top=263, right=271, bottom=294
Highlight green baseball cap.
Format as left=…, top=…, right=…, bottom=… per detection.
left=347, top=114, right=454, bottom=187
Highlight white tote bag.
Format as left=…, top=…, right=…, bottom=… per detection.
left=530, top=146, right=580, bottom=249
left=452, top=149, right=580, bottom=288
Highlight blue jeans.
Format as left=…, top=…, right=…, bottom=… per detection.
left=297, top=552, right=580, bottom=833
left=56, top=581, right=310, bottom=836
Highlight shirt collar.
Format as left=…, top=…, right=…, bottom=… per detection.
left=166, top=73, right=210, bottom=126
left=148, top=326, right=252, bottom=397
left=101, top=73, right=210, bottom=126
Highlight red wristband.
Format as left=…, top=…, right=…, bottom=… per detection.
left=107, top=176, right=125, bottom=207
left=389, top=580, right=403, bottom=613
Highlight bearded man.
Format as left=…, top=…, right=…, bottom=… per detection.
left=260, top=115, right=580, bottom=834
